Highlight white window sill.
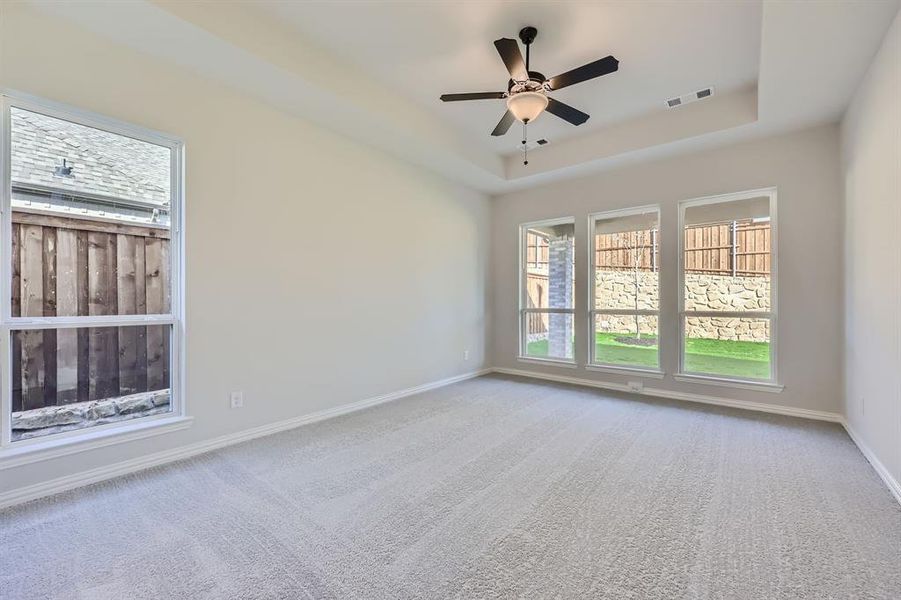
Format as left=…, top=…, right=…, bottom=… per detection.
left=517, top=356, right=578, bottom=369
left=0, top=414, right=193, bottom=470
left=585, top=364, right=665, bottom=379
left=673, top=373, right=784, bottom=393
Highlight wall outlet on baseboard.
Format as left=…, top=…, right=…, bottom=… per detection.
left=627, top=381, right=643, bottom=393
left=229, top=391, right=244, bottom=409
left=464, top=349, right=470, bottom=361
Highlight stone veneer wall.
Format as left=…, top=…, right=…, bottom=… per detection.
left=11, top=389, right=171, bottom=441
left=595, top=270, right=771, bottom=342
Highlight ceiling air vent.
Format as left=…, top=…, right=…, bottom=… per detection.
left=665, top=86, right=715, bottom=109
left=518, top=139, right=548, bottom=152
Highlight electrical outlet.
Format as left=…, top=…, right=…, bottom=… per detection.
left=627, top=380, right=643, bottom=393
left=229, top=391, right=244, bottom=409
left=464, top=349, right=470, bottom=361
left=861, top=396, right=865, bottom=416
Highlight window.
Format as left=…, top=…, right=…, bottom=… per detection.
left=520, top=218, right=575, bottom=362
left=1, top=95, right=183, bottom=446
left=679, top=190, right=776, bottom=383
left=590, top=207, right=660, bottom=372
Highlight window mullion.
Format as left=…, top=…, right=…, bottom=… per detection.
left=591, top=309, right=660, bottom=317
left=4, top=314, right=175, bottom=330
left=681, top=310, right=771, bottom=319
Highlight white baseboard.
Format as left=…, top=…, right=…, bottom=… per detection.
left=493, top=367, right=901, bottom=505
left=491, top=367, right=843, bottom=422
left=841, top=420, right=901, bottom=506
left=0, top=368, right=491, bottom=510
left=10, top=367, right=898, bottom=511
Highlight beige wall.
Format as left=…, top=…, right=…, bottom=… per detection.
left=841, top=9, right=901, bottom=491
left=0, top=4, right=489, bottom=494
left=491, top=125, right=844, bottom=414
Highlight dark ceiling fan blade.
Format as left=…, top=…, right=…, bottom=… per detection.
left=546, top=97, right=590, bottom=126
left=439, top=92, right=506, bottom=102
left=547, top=55, right=619, bottom=91
left=491, top=110, right=515, bottom=136
left=493, top=38, right=528, bottom=81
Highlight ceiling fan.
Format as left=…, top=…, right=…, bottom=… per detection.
left=439, top=26, right=619, bottom=138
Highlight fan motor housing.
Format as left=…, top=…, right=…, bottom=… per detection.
left=508, top=71, right=547, bottom=92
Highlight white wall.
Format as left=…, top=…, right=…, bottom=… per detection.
left=491, top=125, right=844, bottom=415
left=0, top=4, right=489, bottom=495
left=841, top=8, right=901, bottom=493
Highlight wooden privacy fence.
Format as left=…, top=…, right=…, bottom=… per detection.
left=526, top=232, right=549, bottom=269
left=595, top=229, right=659, bottom=272
left=11, top=211, right=171, bottom=412
left=524, top=272, right=548, bottom=335
left=595, top=220, right=771, bottom=276
left=683, top=220, right=770, bottom=276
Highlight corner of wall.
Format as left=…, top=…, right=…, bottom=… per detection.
left=837, top=5, right=901, bottom=498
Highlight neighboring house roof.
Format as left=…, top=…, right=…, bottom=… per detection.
left=10, top=107, right=170, bottom=208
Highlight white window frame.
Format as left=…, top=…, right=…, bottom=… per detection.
left=517, top=217, right=576, bottom=367
left=0, top=91, right=189, bottom=466
left=675, top=187, right=782, bottom=391
left=588, top=205, right=663, bottom=377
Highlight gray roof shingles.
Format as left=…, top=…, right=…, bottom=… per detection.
left=10, top=108, right=170, bottom=207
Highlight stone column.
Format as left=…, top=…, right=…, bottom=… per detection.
left=547, top=230, right=574, bottom=359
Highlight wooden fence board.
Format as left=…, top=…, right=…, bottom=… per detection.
left=160, top=240, right=171, bottom=387
left=87, top=232, right=121, bottom=400
left=12, top=211, right=170, bottom=239
left=12, top=224, right=22, bottom=411
left=145, top=238, right=167, bottom=390
left=117, top=235, right=141, bottom=395
left=76, top=230, right=90, bottom=402
left=42, top=228, right=57, bottom=406
left=56, top=229, right=78, bottom=402
left=20, top=225, right=44, bottom=410
left=135, top=239, right=148, bottom=393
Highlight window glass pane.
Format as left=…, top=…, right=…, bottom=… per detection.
left=594, top=314, right=659, bottom=369
left=683, top=197, right=770, bottom=311
left=683, top=317, right=771, bottom=380
left=594, top=210, right=658, bottom=310
left=11, top=325, right=172, bottom=441
left=10, top=107, right=172, bottom=317
left=524, top=222, right=574, bottom=310
left=524, top=311, right=574, bottom=361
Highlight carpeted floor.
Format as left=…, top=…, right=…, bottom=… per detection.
left=2, top=375, right=899, bottom=599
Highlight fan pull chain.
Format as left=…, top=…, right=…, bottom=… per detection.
left=522, top=122, right=529, bottom=166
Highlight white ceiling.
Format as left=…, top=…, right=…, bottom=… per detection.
left=249, top=1, right=763, bottom=156
left=28, top=0, right=901, bottom=193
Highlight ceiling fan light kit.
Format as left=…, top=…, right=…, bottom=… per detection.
left=439, top=25, right=619, bottom=166
left=506, top=91, right=548, bottom=124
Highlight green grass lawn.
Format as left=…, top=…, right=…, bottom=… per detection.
left=527, top=332, right=770, bottom=379
left=524, top=339, right=572, bottom=360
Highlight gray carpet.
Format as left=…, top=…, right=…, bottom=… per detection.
left=2, top=375, right=899, bottom=599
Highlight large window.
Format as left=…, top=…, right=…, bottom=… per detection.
left=520, top=219, right=575, bottom=363
left=679, top=190, right=776, bottom=383
left=1, top=95, right=183, bottom=446
left=590, top=207, right=660, bottom=372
